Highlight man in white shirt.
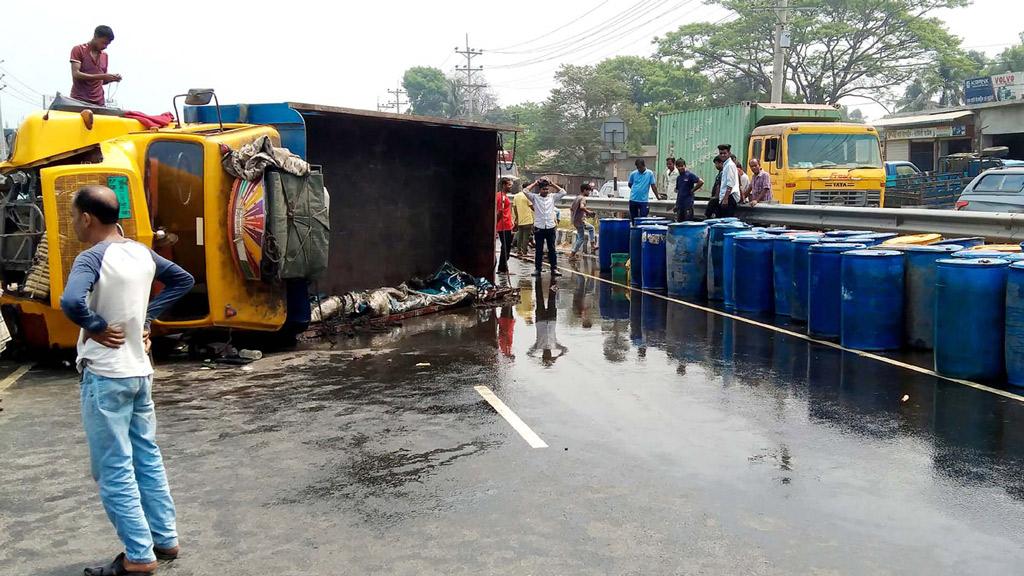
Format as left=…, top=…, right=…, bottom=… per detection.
left=717, top=144, right=739, bottom=217
left=523, top=178, right=567, bottom=277
left=660, top=157, right=680, bottom=202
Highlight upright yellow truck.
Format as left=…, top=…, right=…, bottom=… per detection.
left=657, top=102, right=886, bottom=206
left=0, top=93, right=327, bottom=349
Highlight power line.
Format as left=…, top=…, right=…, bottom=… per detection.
left=385, top=81, right=409, bottom=113
left=488, top=0, right=663, bottom=69
left=0, top=63, right=44, bottom=97
left=484, top=0, right=614, bottom=53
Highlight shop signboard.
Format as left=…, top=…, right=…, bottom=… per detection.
left=885, top=125, right=967, bottom=140
left=965, top=71, right=1024, bottom=105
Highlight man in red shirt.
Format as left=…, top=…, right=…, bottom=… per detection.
left=70, top=25, right=121, bottom=106
left=495, top=177, right=515, bottom=275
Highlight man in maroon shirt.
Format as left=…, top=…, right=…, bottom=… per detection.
left=70, top=25, right=121, bottom=106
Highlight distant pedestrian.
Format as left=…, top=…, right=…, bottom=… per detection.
left=495, top=177, right=515, bottom=274
left=661, top=157, right=679, bottom=203
left=718, top=144, right=740, bottom=218
left=747, top=158, right=772, bottom=206
left=673, top=159, right=704, bottom=222
left=523, top=177, right=567, bottom=277
left=512, top=184, right=535, bottom=257
left=60, top=185, right=194, bottom=576
left=627, top=159, right=660, bottom=223
left=704, top=155, right=725, bottom=218
left=570, top=182, right=597, bottom=262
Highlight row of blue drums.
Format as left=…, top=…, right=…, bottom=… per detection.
left=598, top=217, right=1024, bottom=386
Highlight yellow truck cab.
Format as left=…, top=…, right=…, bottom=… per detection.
left=0, top=100, right=298, bottom=349
left=748, top=122, right=885, bottom=206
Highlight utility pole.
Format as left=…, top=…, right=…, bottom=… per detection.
left=454, top=34, right=486, bottom=119
left=386, top=81, right=408, bottom=114
left=770, top=0, right=790, bottom=103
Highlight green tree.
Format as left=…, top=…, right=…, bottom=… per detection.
left=535, top=64, right=647, bottom=174
left=594, top=56, right=710, bottom=142
left=402, top=67, right=448, bottom=116
left=988, top=32, right=1024, bottom=74
left=656, top=0, right=969, bottom=106
left=484, top=102, right=545, bottom=170
left=897, top=49, right=988, bottom=112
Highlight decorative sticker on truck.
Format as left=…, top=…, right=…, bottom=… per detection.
left=107, top=175, right=131, bottom=219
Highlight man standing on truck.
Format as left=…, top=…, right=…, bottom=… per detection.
left=523, top=178, right=567, bottom=277
left=60, top=185, right=194, bottom=576
left=70, top=25, right=122, bottom=107
left=627, top=159, right=660, bottom=223
left=673, top=159, right=703, bottom=222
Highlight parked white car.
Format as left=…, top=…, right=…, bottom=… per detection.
left=598, top=180, right=657, bottom=201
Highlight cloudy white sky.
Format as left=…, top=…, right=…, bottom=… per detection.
left=0, top=0, right=1019, bottom=128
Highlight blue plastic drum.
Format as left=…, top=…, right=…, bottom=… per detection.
left=903, top=244, right=963, bottom=349
left=772, top=236, right=796, bottom=316
left=666, top=222, right=709, bottom=298
left=934, top=237, right=984, bottom=248
left=641, top=225, right=669, bottom=291
left=707, top=222, right=749, bottom=301
left=952, top=249, right=1011, bottom=260
left=845, top=232, right=898, bottom=246
left=934, top=258, right=1010, bottom=382
left=626, top=225, right=643, bottom=284
left=723, top=230, right=755, bottom=309
left=1006, top=262, right=1024, bottom=387
left=808, top=242, right=866, bottom=340
left=734, top=234, right=776, bottom=314
left=598, top=218, right=631, bottom=272
left=825, top=230, right=872, bottom=237
left=790, top=236, right=824, bottom=323
left=840, top=250, right=904, bottom=350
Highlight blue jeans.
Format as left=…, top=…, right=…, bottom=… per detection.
left=81, top=369, right=178, bottom=564
left=572, top=222, right=595, bottom=254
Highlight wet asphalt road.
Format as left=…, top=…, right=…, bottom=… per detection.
left=3, top=256, right=1024, bottom=575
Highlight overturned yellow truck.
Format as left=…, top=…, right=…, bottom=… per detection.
left=0, top=92, right=510, bottom=349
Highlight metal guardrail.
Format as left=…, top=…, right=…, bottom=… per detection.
left=557, top=197, right=1024, bottom=243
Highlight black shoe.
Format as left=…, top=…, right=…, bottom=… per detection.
left=552, top=270, right=563, bottom=277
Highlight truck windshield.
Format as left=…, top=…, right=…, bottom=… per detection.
left=787, top=133, right=882, bottom=169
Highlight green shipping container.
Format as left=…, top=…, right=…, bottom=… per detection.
left=656, top=102, right=842, bottom=199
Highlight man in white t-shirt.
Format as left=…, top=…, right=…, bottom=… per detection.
left=60, top=185, right=194, bottom=575
left=661, top=157, right=680, bottom=202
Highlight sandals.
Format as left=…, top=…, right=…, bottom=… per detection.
left=83, top=552, right=156, bottom=575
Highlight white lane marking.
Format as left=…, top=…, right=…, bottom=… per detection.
left=0, top=364, right=34, bottom=394
left=565, top=266, right=1024, bottom=404
left=474, top=385, right=548, bottom=448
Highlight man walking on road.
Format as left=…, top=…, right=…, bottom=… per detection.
left=523, top=178, right=567, bottom=277
left=673, top=159, right=704, bottom=222
left=495, top=177, right=515, bottom=275
left=512, top=184, right=534, bottom=257
left=569, top=182, right=597, bottom=262
left=70, top=25, right=122, bottom=107
left=627, top=159, right=660, bottom=223
left=60, top=185, right=194, bottom=575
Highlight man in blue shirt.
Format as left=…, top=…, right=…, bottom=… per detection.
left=626, top=159, right=660, bottom=223
left=673, top=159, right=704, bottom=222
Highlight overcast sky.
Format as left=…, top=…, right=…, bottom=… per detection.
left=0, top=0, right=1020, bottom=128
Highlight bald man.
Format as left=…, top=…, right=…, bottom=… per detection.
left=60, top=185, right=194, bottom=575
